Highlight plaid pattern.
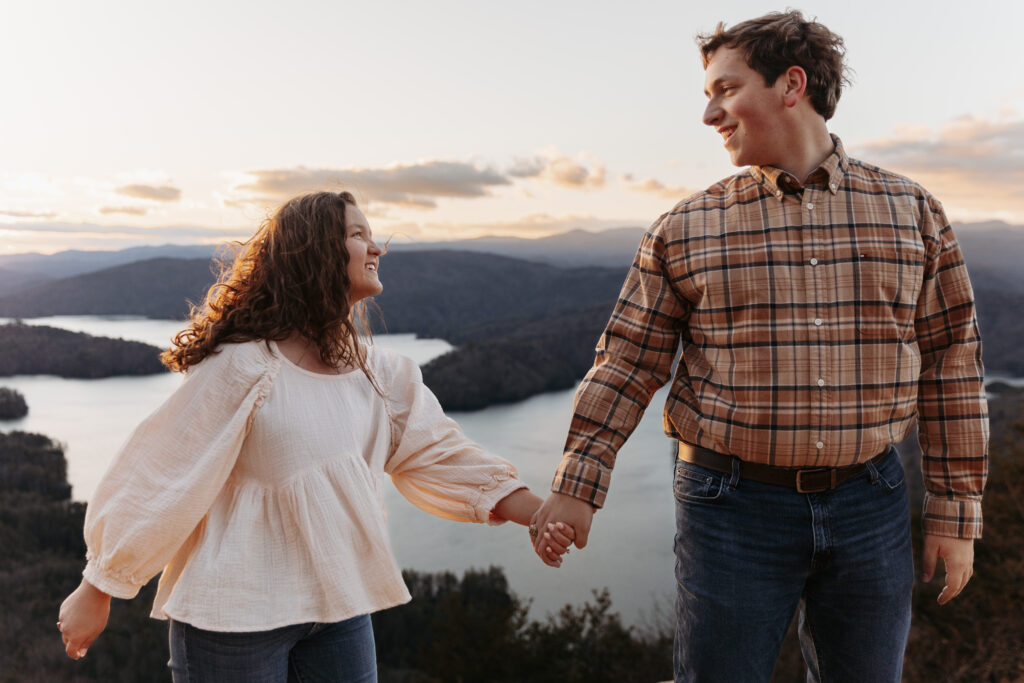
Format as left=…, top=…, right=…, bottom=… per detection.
left=553, top=137, right=988, bottom=538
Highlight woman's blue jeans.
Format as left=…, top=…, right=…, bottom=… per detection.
left=168, top=614, right=377, bottom=683
left=672, top=447, right=914, bottom=683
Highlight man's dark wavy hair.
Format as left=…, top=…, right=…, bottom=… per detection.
left=697, top=10, right=850, bottom=120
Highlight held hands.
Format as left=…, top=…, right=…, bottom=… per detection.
left=492, top=488, right=571, bottom=567
left=57, top=579, right=111, bottom=660
left=530, top=492, right=595, bottom=568
left=921, top=534, right=975, bottom=605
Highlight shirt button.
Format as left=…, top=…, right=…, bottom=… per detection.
left=817, top=378, right=825, bottom=387
left=809, top=257, right=818, bottom=266
left=829, top=183, right=837, bottom=191
left=807, top=202, right=815, bottom=210
left=816, top=441, right=824, bottom=450
left=813, top=318, right=823, bottom=326
left=775, top=191, right=783, bottom=198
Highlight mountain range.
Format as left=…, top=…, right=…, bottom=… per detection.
left=0, top=223, right=1020, bottom=408
left=0, top=221, right=1020, bottom=298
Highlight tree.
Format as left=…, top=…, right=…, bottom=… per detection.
left=0, top=387, right=28, bottom=419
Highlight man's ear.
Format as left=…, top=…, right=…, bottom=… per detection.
left=780, top=66, right=808, bottom=108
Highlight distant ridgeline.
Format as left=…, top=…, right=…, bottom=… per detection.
left=0, top=323, right=165, bottom=378
left=0, top=249, right=1022, bottom=407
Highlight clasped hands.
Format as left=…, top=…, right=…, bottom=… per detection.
left=529, top=492, right=595, bottom=568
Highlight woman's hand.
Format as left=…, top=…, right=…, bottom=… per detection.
left=492, top=488, right=573, bottom=567
left=58, top=579, right=111, bottom=659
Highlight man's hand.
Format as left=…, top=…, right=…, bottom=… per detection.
left=530, top=492, right=595, bottom=566
left=921, top=534, right=975, bottom=605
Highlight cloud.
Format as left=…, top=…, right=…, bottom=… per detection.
left=230, top=161, right=511, bottom=210
left=0, top=220, right=252, bottom=239
left=854, top=116, right=1024, bottom=220
left=98, top=206, right=150, bottom=216
left=508, top=153, right=606, bottom=189
left=0, top=209, right=59, bottom=219
left=627, top=177, right=698, bottom=200
left=114, top=184, right=182, bottom=202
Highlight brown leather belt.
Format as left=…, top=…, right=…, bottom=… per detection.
left=677, top=442, right=891, bottom=493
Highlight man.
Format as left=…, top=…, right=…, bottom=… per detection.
left=531, top=10, right=988, bottom=682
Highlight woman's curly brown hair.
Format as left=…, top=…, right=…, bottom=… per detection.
left=161, top=191, right=378, bottom=387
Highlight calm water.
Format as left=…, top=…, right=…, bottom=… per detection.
left=1, top=316, right=677, bottom=626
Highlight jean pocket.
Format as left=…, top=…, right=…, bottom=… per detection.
left=868, top=448, right=906, bottom=492
left=673, top=460, right=726, bottom=502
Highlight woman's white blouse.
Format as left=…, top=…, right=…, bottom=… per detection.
left=82, top=340, right=525, bottom=631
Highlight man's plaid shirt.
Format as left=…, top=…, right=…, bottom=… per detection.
left=553, top=137, right=988, bottom=539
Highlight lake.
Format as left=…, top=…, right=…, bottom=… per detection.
left=0, top=316, right=678, bottom=627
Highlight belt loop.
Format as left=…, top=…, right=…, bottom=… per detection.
left=865, top=458, right=880, bottom=484
left=728, top=456, right=741, bottom=489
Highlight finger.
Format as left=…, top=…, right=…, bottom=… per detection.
left=537, top=544, right=562, bottom=568
left=543, top=546, right=564, bottom=566
left=938, top=567, right=970, bottom=605
left=920, top=536, right=938, bottom=583
left=573, top=523, right=590, bottom=549
left=543, top=530, right=570, bottom=554
left=547, top=523, right=574, bottom=547
left=531, top=529, right=559, bottom=566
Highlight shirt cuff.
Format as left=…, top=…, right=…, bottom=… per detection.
left=922, top=492, right=983, bottom=539
left=83, top=556, right=144, bottom=600
left=551, top=456, right=611, bottom=508
left=470, top=469, right=527, bottom=526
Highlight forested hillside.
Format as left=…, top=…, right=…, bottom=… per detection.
left=0, top=251, right=1021, bottom=408
left=0, top=323, right=165, bottom=378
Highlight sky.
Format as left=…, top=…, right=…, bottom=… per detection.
left=2, top=0, right=1022, bottom=254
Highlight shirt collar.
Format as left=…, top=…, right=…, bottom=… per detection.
left=750, top=134, right=848, bottom=201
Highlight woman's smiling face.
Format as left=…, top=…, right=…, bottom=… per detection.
left=344, top=203, right=383, bottom=303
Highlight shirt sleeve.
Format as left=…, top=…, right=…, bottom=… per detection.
left=382, top=354, right=526, bottom=525
left=82, top=343, right=279, bottom=598
left=552, top=217, right=690, bottom=507
left=914, top=197, right=989, bottom=539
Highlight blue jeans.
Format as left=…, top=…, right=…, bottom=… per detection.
left=672, top=447, right=913, bottom=683
left=168, top=614, right=377, bottom=683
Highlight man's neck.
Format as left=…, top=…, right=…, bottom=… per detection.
left=770, top=121, right=834, bottom=182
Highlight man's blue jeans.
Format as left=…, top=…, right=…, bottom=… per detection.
left=168, top=614, right=377, bottom=683
left=673, top=447, right=914, bottom=683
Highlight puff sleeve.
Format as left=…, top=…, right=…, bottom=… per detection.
left=381, top=353, right=526, bottom=524
left=82, top=342, right=279, bottom=598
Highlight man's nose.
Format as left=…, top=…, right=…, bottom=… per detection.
left=702, top=101, right=721, bottom=127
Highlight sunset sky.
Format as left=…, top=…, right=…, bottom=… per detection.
left=2, top=0, right=1022, bottom=253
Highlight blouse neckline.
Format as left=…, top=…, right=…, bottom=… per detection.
left=268, top=340, right=369, bottom=381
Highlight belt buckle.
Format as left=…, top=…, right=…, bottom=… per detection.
left=795, top=468, right=835, bottom=493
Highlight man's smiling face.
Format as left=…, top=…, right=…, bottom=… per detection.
left=702, top=47, right=789, bottom=168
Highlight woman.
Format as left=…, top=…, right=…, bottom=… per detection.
left=57, top=191, right=571, bottom=682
